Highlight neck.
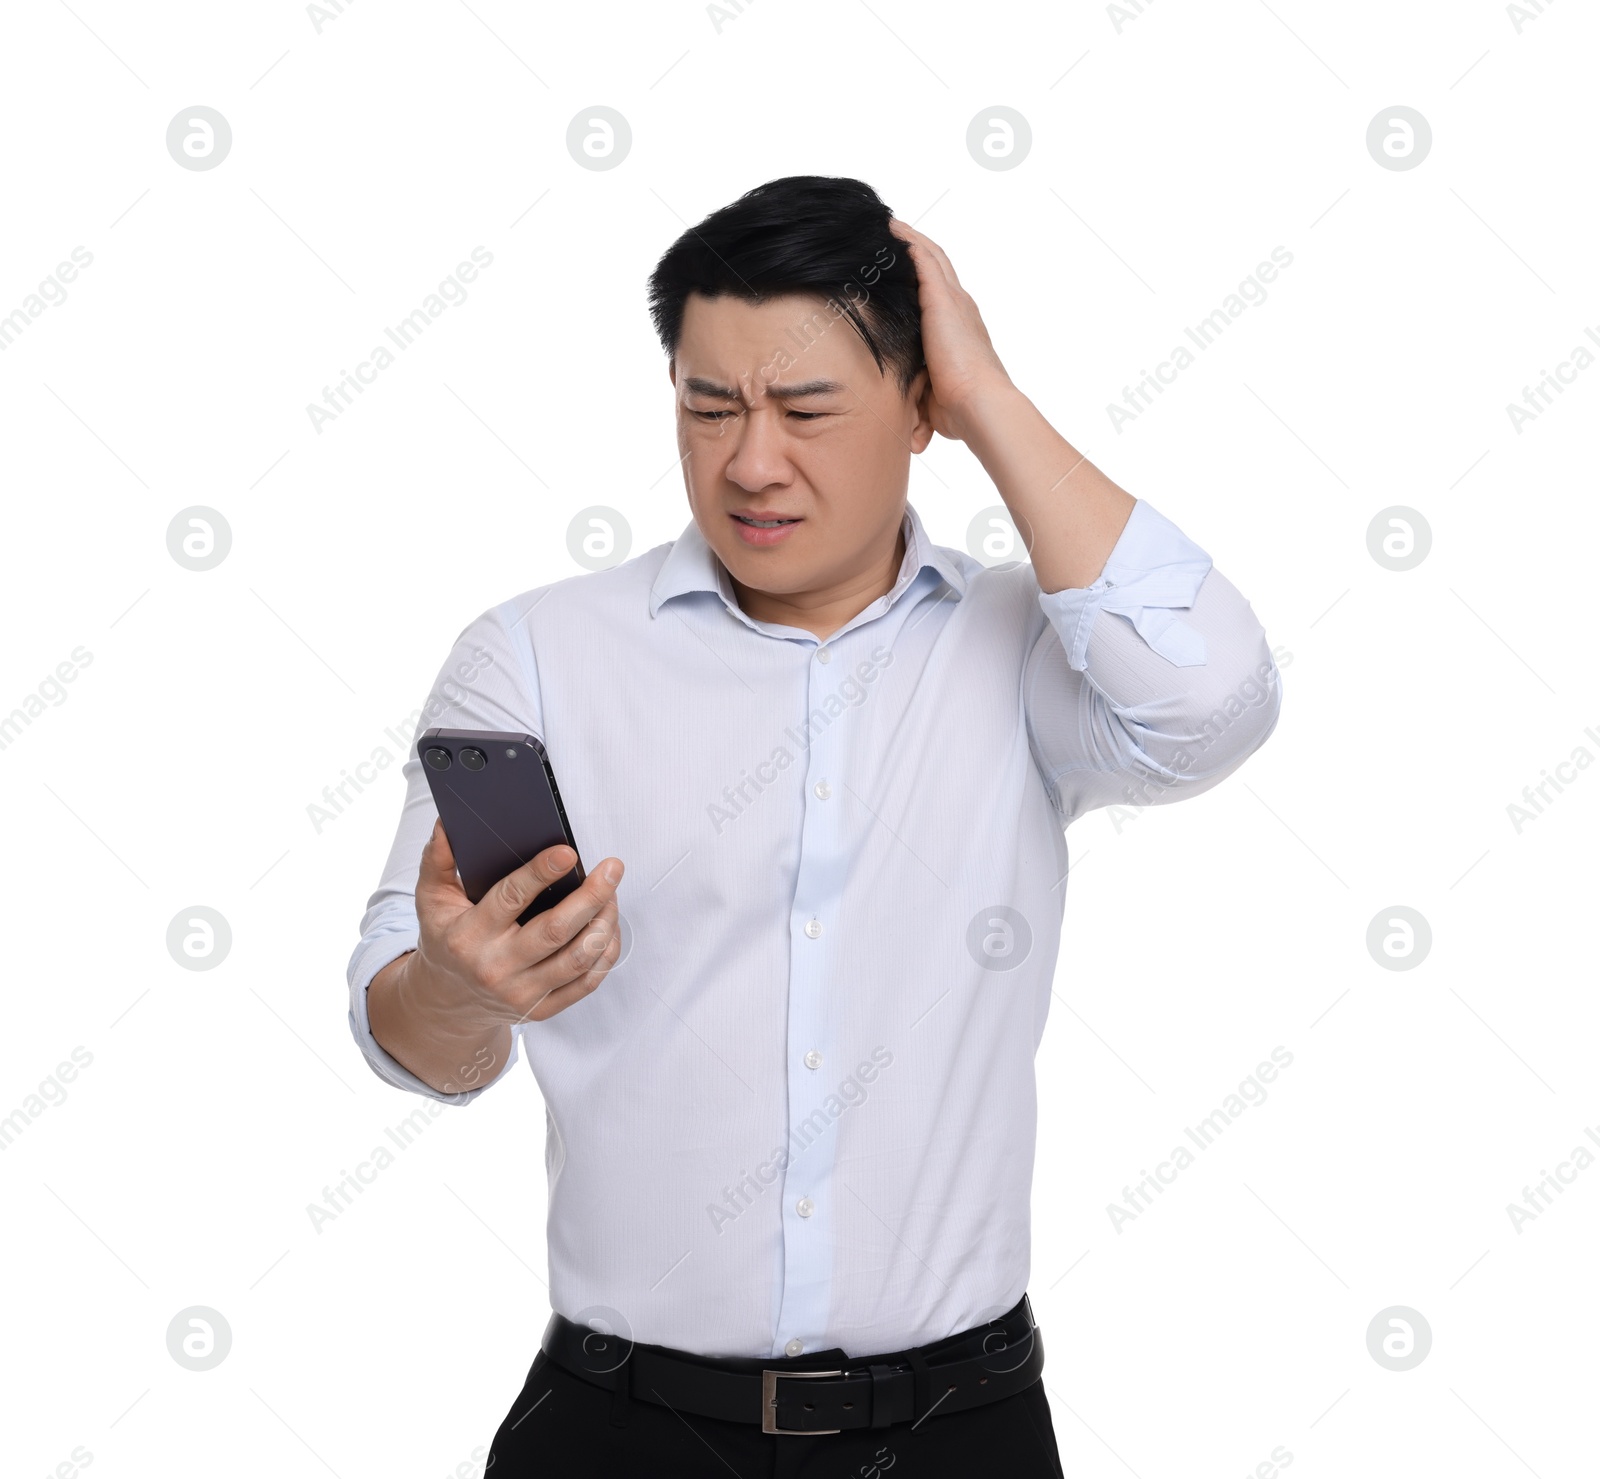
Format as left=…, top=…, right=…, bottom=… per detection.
left=732, top=522, right=907, bottom=641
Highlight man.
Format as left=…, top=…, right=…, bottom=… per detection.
left=349, top=175, right=1282, bottom=1475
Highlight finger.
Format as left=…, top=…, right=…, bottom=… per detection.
left=542, top=896, right=620, bottom=987
left=890, top=217, right=939, bottom=254
left=476, top=840, right=581, bottom=931
left=519, top=924, right=623, bottom=1022
left=420, top=815, right=452, bottom=875
left=503, top=895, right=618, bottom=1015
left=417, top=817, right=469, bottom=904
left=516, top=857, right=624, bottom=960
left=918, top=240, right=960, bottom=291
left=886, top=217, right=931, bottom=272
left=887, top=217, right=958, bottom=289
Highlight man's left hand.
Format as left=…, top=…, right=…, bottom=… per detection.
left=888, top=216, right=1014, bottom=443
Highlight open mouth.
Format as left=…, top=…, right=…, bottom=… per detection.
left=729, top=511, right=803, bottom=547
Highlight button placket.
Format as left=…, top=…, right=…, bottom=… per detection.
left=772, top=634, right=849, bottom=1359
left=762, top=564, right=947, bottom=1360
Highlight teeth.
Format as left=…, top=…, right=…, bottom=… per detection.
left=737, top=516, right=795, bottom=527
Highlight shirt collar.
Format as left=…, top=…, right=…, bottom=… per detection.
left=648, top=501, right=968, bottom=620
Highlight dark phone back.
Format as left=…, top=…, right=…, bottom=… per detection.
left=417, top=728, right=584, bottom=926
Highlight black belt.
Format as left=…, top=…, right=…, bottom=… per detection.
left=539, top=1294, right=1044, bottom=1436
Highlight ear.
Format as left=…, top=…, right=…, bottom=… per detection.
left=668, top=359, right=678, bottom=388
left=906, top=368, right=934, bottom=454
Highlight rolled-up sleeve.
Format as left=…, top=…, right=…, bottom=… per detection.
left=345, top=594, right=548, bottom=1104
left=1022, top=499, right=1282, bottom=827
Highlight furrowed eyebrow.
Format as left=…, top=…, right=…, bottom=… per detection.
left=682, top=376, right=849, bottom=402
left=764, top=379, right=849, bottom=398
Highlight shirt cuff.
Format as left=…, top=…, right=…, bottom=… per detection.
left=1037, top=499, right=1213, bottom=670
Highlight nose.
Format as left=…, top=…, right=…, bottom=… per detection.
left=722, top=402, right=794, bottom=493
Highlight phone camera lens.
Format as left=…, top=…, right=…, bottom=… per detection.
left=425, top=747, right=452, bottom=771
left=460, top=747, right=487, bottom=771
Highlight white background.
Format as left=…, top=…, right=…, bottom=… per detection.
left=2, top=0, right=1596, bottom=1475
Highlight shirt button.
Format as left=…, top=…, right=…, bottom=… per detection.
left=804, top=919, right=822, bottom=939
left=816, top=646, right=831, bottom=664
left=785, top=1338, right=804, bottom=1357
left=796, top=1197, right=815, bottom=1218
left=813, top=780, right=831, bottom=800
left=804, top=1049, right=822, bottom=1070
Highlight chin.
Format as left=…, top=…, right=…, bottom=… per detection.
left=723, top=551, right=809, bottom=592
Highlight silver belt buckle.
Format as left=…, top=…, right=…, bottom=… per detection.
left=761, top=1367, right=843, bottom=1435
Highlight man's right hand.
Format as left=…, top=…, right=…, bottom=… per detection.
left=366, top=819, right=626, bottom=1094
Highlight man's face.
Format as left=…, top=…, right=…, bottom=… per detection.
left=670, top=291, right=931, bottom=601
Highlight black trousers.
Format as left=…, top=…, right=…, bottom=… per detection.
left=485, top=1330, right=1067, bottom=1478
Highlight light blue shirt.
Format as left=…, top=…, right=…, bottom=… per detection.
left=347, top=499, right=1281, bottom=1358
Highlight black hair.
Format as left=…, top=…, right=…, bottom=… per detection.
left=646, top=175, right=925, bottom=397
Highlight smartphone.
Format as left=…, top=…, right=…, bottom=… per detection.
left=417, top=728, right=584, bottom=925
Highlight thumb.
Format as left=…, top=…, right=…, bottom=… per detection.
left=418, top=816, right=465, bottom=896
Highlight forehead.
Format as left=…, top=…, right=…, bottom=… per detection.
left=676, top=290, right=880, bottom=389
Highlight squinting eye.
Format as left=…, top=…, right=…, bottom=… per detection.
left=687, top=407, right=825, bottom=421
